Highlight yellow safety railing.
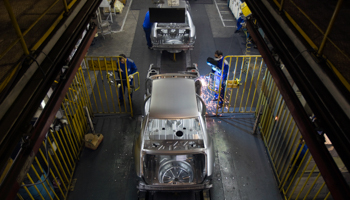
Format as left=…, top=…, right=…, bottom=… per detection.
left=82, top=56, right=140, bottom=117
left=211, top=55, right=265, bottom=115
left=272, top=0, right=350, bottom=91
left=254, top=70, right=345, bottom=200
left=131, top=71, right=141, bottom=92
left=15, top=68, right=90, bottom=199
left=0, top=0, right=78, bottom=94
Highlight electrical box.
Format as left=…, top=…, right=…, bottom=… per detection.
left=240, top=2, right=252, bottom=17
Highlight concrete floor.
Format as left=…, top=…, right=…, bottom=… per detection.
left=68, top=114, right=282, bottom=200
left=67, top=1, right=281, bottom=199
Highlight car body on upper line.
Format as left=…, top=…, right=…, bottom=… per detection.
left=150, top=0, right=196, bottom=53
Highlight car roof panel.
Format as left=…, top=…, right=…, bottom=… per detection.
left=149, top=78, right=199, bottom=119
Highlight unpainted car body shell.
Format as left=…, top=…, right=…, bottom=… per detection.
left=150, top=1, right=196, bottom=53
left=134, top=73, right=214, bottom=191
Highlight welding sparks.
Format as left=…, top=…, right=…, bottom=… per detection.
left=198, top=76, right=232, bottom=114
left=198, top=76, right=216, bottom=112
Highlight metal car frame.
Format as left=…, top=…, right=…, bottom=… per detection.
left=150, top=1, right=196, bottom=53
left=134, top=68, right=214, bottom=192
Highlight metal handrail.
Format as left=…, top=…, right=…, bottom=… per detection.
left=132, top=71, right=141, bottom=92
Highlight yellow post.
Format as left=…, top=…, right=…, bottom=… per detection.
left=65, top=97, right=83, bottom=143
left=279, top=131, right=300, bottom=184
left=60, top=113, right=78, bottom=158
left=264, top=86, right=279, bottom=141
left=78, top=67, right=94, bottom=114
left=47, top=137, right=71, bottom=182
left=303, top=172, right=321, bottom=200
left=98, top=58, right=111, bottom=113
left=104, top=57, right=116, bottom=112
left=91, top=58, right=105, bottom=113
left=294, top=163, right=317, bottom=200
left=45, top=142, right=69, bottom=184
left=133, top=72, right=141, bottom=91
left=238, top=57, right=252, bottom=111
left=269, top=101, right=286, bottom=154
left=324, top=192, right=331, bottom=200
left=232, top=57, right=245, bottom=113
left=317, top=0, right=343, bottom=56
left=30, top=165, right=53, bottom=200
left=283, top=146, right=310, bottom=193
left=85, top=58, right=99, bottom=113
left=58, top=128, right=75, bottom=165
left=117, top=57, right=127, bottom=112
left=313, top=182, right=326, bottom=200
left=227, top=57, right=235, bottom=111
left=62, top=0, right=69, bottom=12
left=50, top=130, right=72, bottom=175
left=276, top=121, right=296, bottom=171
left=250, top=61, right=264, bottom=112
left=71, top=78, right=88, bottom=137
left=26, top=173, right=45, bottom=200
left=260, top=79, right=273, bottom=135
left=259, top=72, right=272, bottom=133
left=74, top=75, right=89, bottom=132
left=4, top=0, right=29, bottom=55
left=67, top=88, right=84, bottom=142
left=21, top=182, right=35, bottom=200
left=124, top=59, right=134, bottom=117
left=16, top=193, right=24, bottom=200
left=244, top=57, right=257, bottom=112
left=34, top=157, right=59, bottom=199
left=273, top=113, right=292, bottom=160
left=110, top=58, right=122, bottom=113
left=279, top=0, right=285, bottom=12
left=38, top=148, right=67, bottom=195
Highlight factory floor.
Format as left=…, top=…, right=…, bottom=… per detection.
left=67, top=0, right=281, bottom=199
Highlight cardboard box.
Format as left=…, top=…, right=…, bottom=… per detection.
left=85, top=133, right=104, bottom=150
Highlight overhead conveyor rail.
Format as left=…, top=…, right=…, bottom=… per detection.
left=0, top=0, right=78, bottom=96
left=0, top=0, right=102, bottom=198
left=270, top=0, right=350, bottom=91
left=245, top=0, right=350, bottom=199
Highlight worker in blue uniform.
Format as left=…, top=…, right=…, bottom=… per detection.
left=143, top=11, right=153, bottom=49
left=212, top=50, right=229, bottom=108
left=117, top=54, right=138, bottom=102
left=234, top=13, right=245, bottom=33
